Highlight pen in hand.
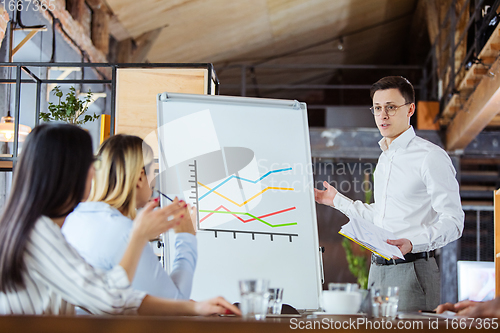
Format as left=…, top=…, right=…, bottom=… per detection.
left=156, top=190, right=174, bottom=202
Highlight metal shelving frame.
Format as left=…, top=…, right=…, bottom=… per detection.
left=0, top=62, right=219, bottom=171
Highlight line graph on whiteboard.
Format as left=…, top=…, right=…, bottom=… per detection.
left=188, top=160, right=300, bottom=241
left=154, top=108, right=311, bottom=242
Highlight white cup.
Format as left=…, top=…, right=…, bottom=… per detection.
left=328, top=283, right=359, bottom=292
left=322, top=290, right=362, bottom=314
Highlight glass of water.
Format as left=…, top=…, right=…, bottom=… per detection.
left=239, top=279, right=270, bottom=320
left=267, top=288, right=284, bottom=315
left=371, top=286, right=399, bottom=320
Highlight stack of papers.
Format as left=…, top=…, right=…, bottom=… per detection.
left=339, top=216, right=404, bottom=260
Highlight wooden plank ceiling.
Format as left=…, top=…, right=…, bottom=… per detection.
left=104, top=0, right=418, bottom=99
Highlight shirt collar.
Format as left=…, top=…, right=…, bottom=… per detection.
left=378, top=126, right=415, bottom=152
left=41, top=215, right=61, bottom=229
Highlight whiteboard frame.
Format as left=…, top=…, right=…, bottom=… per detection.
left=157, top=92, right=322, bottom=311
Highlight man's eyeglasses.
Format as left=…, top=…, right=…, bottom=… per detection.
left=370, top=103, right=411, bottom=116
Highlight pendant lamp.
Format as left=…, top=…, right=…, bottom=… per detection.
left=0, top=111, right=32, bottom=142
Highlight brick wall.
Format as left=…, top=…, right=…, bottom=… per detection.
left=40, top=0, right=107, bottom=65
left=0, top=6, right=10, bottom=49
left=1, top=2, right=109, bottom=75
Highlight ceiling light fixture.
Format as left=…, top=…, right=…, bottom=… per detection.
left=0, top=111, right=32, bottom=142
left=337, top=37, right=344, bottom=51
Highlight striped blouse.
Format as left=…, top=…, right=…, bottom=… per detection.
left=0, top=216, right=146, bottom=315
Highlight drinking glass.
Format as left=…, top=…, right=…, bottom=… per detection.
left=267, top=288, right=284, bottom=315
left=371, top=286, right=399, bottom=319
left=239, top=279, right=270, bottom=320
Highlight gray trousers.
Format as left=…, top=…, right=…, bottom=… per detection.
left=368, top=256, right=440, bottom=312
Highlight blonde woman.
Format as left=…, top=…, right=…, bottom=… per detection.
left=0, top=124, right=238, bottom=316
left=63, top=134, right=197, bottom=301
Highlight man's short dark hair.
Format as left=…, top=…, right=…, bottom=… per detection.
left=370, top=76, right=415, bottom=104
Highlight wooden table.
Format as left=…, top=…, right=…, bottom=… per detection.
left=0, top=314, right=496, bottom=332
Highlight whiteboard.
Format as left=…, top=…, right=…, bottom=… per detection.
left=156, top=92, right=322, bottom=310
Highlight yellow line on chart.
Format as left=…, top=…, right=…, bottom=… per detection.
left=197, top=182, right=294, bottom=207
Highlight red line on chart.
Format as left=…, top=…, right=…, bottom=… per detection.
left=199, top=205, right=296, bottom=223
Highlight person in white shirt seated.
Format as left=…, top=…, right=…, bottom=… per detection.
left=63, top=134, right=196, bottom=302
left=0, top=123, right=239, bottom=316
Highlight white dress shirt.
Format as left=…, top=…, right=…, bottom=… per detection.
left=62, top=202, right=197, bottom=300
left=0, top=216, right=146, bottom=315
left=333, top=126, right=464, bottom=253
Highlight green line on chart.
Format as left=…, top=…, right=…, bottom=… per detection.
left=199, top=209, right=298, bottom=228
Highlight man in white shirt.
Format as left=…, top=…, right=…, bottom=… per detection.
left=314, top=76, right=464, bottom=311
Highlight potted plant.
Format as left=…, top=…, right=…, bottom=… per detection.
left=39, top=86, right=100, bottom=125
left=342, top=171, right=373, bottom=290
left=342, top=238, right=369, bottom=289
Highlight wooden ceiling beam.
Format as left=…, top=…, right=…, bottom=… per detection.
left=441, top=14, right=500, bottom=131
left=474, top=67, right=489, bottom=75
left=482, top=56, right=496, bottom=65
left=39, top=0, right=107, bottom=65
left=91, top=6, right=110, bottom=54
left=425, top=0, right=440, bottom=45
left=116, top=38, right=132, bottom=63
left=108, top=15, right=131, bottom=41
left=446, top=56, right=500, bottom=150
left=0, top=6, right=8, bottom=49
left=490, top=43, right=500, bottom=51
left=453, top=0, right=469, bottom=86
left=465, top=78, right=481, bottom=87
left=67, top=0, right=86, bottom=23
left=86, top=0, right=105, bottom=10
left=131, top=27, right=163, bottom=63
left=87, top=0, right=130, bottom=41
left=488, top=113, right=500, bottom=127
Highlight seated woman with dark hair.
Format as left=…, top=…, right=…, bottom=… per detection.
left=0, top=124, right=239, bottom=316
left=63, top=134, right=197, bottom=300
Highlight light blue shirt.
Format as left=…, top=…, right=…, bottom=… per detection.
left=62, top=202, right=197, bottom=300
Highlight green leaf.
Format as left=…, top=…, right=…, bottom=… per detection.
left=40, top=85, right=99, bottom=125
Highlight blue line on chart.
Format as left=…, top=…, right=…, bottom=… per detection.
left=199, top=167, right=292, bottom=201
